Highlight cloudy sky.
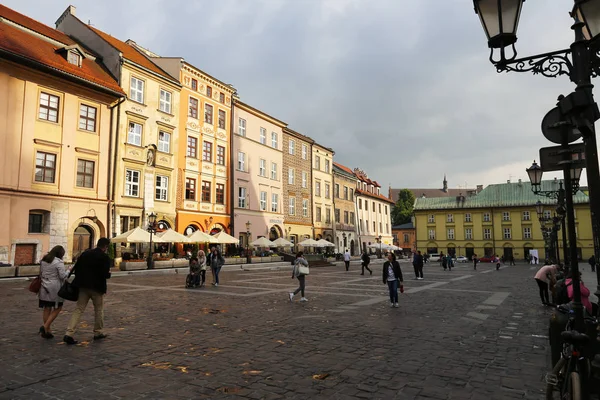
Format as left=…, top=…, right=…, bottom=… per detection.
left=6, top=0, right=588, bottom=190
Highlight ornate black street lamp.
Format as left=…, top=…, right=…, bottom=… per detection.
left=474, top=0, right=600, bottom=316
left=146, top=212, right=157, bottom=269
left=245, top=221, right=251, bottom=264
left=378, top=235, right=383, bottom=259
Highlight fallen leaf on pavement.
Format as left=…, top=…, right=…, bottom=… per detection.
left=312, top=373, right=330, bottom=380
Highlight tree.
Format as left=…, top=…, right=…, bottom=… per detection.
left=391, top=189, right=415, bottom=226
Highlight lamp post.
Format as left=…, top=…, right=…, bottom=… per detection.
left=473, top=0, right=600, bottom=316
left=245, top=221, right=251, bottom=264
left=535, top=200, right=563, bottom=265
left=378, top=235, right=383, bottom=259
left=146, top=212, right=157, bottom=269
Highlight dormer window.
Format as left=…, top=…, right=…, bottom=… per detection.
left=67, top=51, right=81, bottom=66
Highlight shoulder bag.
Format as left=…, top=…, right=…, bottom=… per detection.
left=28, top=262, right=42, bottom=294
left=297, top=261, right=309, bottom=276
left=58, top=268, right=79, bottom=301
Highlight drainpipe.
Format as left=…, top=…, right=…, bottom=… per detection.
left=229, top=93, right=237, bottom=240
left=491, top=207, right=496, bottom=257
left=107, top=96, right=126, bottom=239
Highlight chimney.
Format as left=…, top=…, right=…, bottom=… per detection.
left=476, top=185, right=483, bottom=192
left=55, top=5, right=76, bottom=28
left=518, top=179, right=522, bottom=185
left=68, top=5, right=76, bottom=15
left=507, top=179, right=511, bottom=183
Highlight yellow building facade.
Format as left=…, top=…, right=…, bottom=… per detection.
left=414, top=180, right=593, bottom=261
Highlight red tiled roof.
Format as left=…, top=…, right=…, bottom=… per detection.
left=356, top=188, right=394, bottom=204
left=87, top=25, right=174, bottom=81
left=0, top=22, right=124, bottom=94
left=333, top=162, right=353, bottom=175
left=0, top=4, right=76, bottom=46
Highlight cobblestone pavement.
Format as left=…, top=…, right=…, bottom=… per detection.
left=0, top=261, right=562, bottom=399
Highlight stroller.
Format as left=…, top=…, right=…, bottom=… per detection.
left=186, top=272, right=200, bottom=288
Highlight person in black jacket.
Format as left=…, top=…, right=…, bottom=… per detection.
left=382, top=253, right=404, bottom=308
left=64, top=238, right=112, bottom=345
left=360, top=251, right=372, bottom=275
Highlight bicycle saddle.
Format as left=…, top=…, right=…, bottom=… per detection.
left=561, top=330, right=590, bottom=345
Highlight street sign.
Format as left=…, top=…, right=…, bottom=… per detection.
left=539, top=143, right=586, bottom=172
left=541, top=107, right=581, bottom=145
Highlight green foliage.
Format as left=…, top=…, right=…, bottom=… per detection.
left=107, top=243, right=115, bottom=260
left=391, top=189, right=415, bottom=226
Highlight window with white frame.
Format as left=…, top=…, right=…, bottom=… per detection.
left=158, top=131, right=170, bottom=153
left=238, top=187, right=247, bottom=208
left=271, top=132, right=278, bottom=148
left=428, top=214, right=435, bottom=223
left=289, top=140, right=295, bottom=155
left=523, top=227, right=532, bottom=239
left=325, top=183, right=330, bottom=199
left=288, top=168, right=295, bottom=184
left=159, top=89, right=171, bottom=113
left=447, top=228, right=455, bottom=239
left=271, top=163, right=277, bottom=180
left=523, top=211, right=531, bottom=221
left=237, top=152, right=245, bottom=171
left=543, top=210, right=552, bottom=219
left=447, top=214, right=454, bottom=223
left=260, top=191, right=267, bottom=211
left=325, top=160, right=330, bottom=173
left=78, top=104, right=96, bottom=131
left=271, top=194, right=278, bottom=212
left=503, top=212, right=510, bottom=221
left=315, top=181, right=321, bottom=196
left=155, top=175, right=168, bottom=201
left=238, top=118, right=246, bottom=136
left=259, top=159, right=266, bottom=177
left=289, top=197, right=295, bottom=215
left=302, top=199, right=308, bottom=217
left=483, top=213, right=491, bottom=222
left=67, top=51, right=81, bottom=66
left=315, top=156, right=321, bottom=170
left=465, top=228, right=473, bottom=239
left=302, top=171, right=307, bottom=188
left=130, top=77, right=144, bottom=103
left=316, top=207, right=321, bottom=222
left=504, top=228, right=511, bottom=239
left=260, top=127, right=266, bottom=144
left=465, top=213, right=471, bottom=222
left=483, top=228, right=491, bottom=239
left=302, top=144, right=307, bottom=160
left=125, top=169, right=140, bottom=197
left=128, top=122, right=142, bottom=146
left=428, top=229, right=435, bottom=240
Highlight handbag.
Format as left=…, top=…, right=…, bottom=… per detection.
left=298, top=265, right=310, bottom=276
left=58, top=269, right=79, bottom=301
left=28, top=276, right=41, bottom=293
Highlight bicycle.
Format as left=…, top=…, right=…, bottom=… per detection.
left=545, top=306, right=599, bottom=400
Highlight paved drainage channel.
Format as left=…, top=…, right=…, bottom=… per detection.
left=461, top=291, right=510, bottom=324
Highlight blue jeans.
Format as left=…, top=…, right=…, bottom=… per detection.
left=387, top=280, right=398, bottom=303
left=214, top=267, right=221, bottom=284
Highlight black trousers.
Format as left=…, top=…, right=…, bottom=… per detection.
left=535, top=278, right=550, bottom=304
left=413, top=264, right=423, bottom=278
left=361, top=263, right=372, bottom=274
left=344, top=261, right=350, bottom=271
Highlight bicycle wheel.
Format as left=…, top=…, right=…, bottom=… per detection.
left=569, top=372, right=581, bottom=400
left=546, top=357, right=566, bottom=400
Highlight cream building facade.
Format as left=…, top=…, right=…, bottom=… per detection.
left=282, top=128, right=314, bottom=250
left=333, top=163, right=359, bottom=255
left=57, top=7, right=182, bottom=239
left=0, top=5, right=124, bottom=265
left=232, top=102, right=286, bottom=247
left=354, top=168, right=394, bottom=253
left=312, top=143, right=335, bottom=243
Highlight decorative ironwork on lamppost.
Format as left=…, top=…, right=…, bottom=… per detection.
left=245, top=221, right=251, bottom=264
left=146, top=212, right=157, bottom=269
left=474, top=0, right=600, bottom=315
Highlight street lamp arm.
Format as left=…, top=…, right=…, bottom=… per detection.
left=494, top=48, right=573, bottom=79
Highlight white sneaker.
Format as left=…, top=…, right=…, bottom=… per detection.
left=390, top=302, right=394, bottom=307
left=394, top=303, right=399, bottom=308
left=214, top=283, right=218, bottom=286
left=288, top=293, right=294, bottom=302
left=300, top=297, right=308, bottom=302
left=418, top=277, right=423, bottom=280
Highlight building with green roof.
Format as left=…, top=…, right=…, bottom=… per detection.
left=413, top=179, right=593, bottom=262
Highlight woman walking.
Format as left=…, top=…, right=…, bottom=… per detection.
left=209, top=247, right=224, bottom=286
left=198, top=250, right=207, bottom=288
left=382, top=253, right=404, bottom=308
left=39, top=246, right=70, bottom=339
left=289, top=252, right=309, bottom=302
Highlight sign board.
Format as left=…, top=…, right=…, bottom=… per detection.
left=539, top=143, right=586, bottom=172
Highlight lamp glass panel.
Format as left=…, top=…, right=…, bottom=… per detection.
left=581, top=0, right=600, bottom=40
left=570, top=167, right=583, bottom=181
left=476, top=0, right=501, bottom=39
left=501, top=0, right=524, bottom=35
left=535, top=201, right=544, bottom=215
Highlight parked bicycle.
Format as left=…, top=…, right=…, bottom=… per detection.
left=545, top=306, right=599, bottom=400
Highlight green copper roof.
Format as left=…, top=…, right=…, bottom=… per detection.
left=414, top=180, right=589, bottom=211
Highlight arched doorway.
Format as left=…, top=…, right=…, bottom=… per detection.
left=73, top=225, right=93, bottom=261
left=184, top=224, right=198, bottom=236
left=157, top=220, right=170, bottom=232
left=269, top=226, right=282, bottom=241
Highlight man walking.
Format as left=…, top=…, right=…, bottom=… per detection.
left=343, top=249, right=351, bottom=271
left=64, top=238, right=112, bottom=345
left=360, top=251, right=372, bottom=275
left=589, top=255, right=596, bottom=273
left=473, top=254, right=478, bottom=271
left=413, top=251, right=424, bottom=280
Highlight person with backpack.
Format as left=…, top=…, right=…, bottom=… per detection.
left=382, top=253, right=404, bottom=308
left=360, top=251, right=372, bottom=275
left=565, top=271, right=593, bottom=314
left=440, top=251, right=447, bottom=271
left=289, top=252, right=309, bottom=302
left=533, top=264, right=558, bottom=306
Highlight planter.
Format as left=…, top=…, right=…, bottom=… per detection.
left=17, top=265, right=40, bottom=277
left=172, top=259, right=189, bottom=268
left=120, top=261, right=147, bottom=271
left=153, top=260, right=174, bottom=269
left=0, top=266, right=16, bottom=278
left=326, top=257, right=336, bottom=263
left=225, top=257, right=245, bottom=265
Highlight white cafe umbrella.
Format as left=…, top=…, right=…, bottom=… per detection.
left=157, top=229, right=191, bottom=243
left=250, top=237, right=275, bottom=247
left=212, top=231, right=240, bottom=244
left=298, top=238, right=321, bottom=247
left=111, top=227, right=166, bottom=244
left=187, top=230, right=218, bottom=243
left=316, top=239, right=335, bottom=247
left=272, top=237, right=293, bottom=247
